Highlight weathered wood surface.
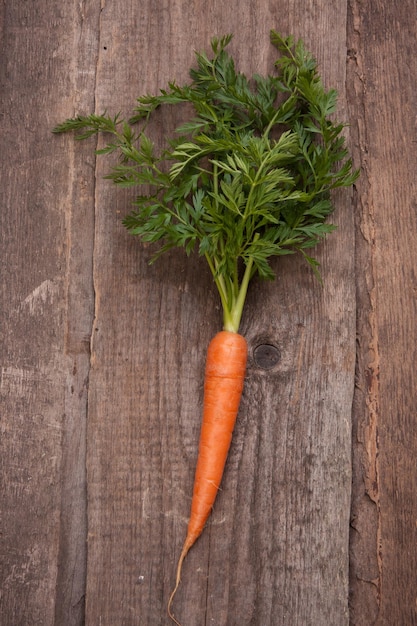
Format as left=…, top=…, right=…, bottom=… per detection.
left=1, top=3, right=97, bottom=625
left=0, top=1, right=415, bottom=625
left=348, top=1, right=417, bottom=624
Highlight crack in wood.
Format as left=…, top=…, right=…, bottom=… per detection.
left=363, top=285, right=383, bottom=612
left=347, top=0, right=383, bottom=621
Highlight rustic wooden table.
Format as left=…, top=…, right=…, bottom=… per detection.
left=1, top=1, right=416, bottom=625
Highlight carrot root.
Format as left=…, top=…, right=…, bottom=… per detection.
left=167, top=540, right=192, bottom=626
left=167, top=331, right=247, bottom=625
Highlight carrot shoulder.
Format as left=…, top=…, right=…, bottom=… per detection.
left=168, top=330, right=247, bottom=624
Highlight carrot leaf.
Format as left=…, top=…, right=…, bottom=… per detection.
left=53, top=31, right=358, bottom=333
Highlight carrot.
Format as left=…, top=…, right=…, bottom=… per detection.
left=168, top=330, right=248, bottom=625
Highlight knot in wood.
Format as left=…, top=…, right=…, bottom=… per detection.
left=253, top=343, right=281, bottom=369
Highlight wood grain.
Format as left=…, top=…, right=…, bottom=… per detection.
left=85, top=1, right=354, bottom=625
left=10, top=0, right=417, bottom=625
left=0, top=3, right=98, bottom=624
left=348, top=1, right=417, bottom=624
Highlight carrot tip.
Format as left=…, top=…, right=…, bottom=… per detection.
left=167, top=542, right=192, bottom=626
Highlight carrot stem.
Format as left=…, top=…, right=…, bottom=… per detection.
left=226, top=242, right=257, bottom=332
left=205, top=239, right=258, bottom=333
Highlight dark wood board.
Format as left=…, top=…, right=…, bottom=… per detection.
left=0, top=3, right=99, bottom=625
left=348, top=1, right=417, bottom=624
left=2, top=0, right=415, bottom=625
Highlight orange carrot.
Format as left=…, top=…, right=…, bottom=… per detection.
left=168, top=330, right=248, bottom=624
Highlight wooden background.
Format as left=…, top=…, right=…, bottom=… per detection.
left=1, top=1, right=416, bottom=624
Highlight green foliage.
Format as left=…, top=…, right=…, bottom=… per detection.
left=53, top=31, right=358, bottom=332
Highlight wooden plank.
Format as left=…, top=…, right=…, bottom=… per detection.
left=348, top=1, right=417, bottom=624
left=0, top=3, right=97, bottom=625
left=4, top=2, right=417, bottom=625
left=84, top=1, right=355, bottom=625
left=52, top=6, right=101, bottom=625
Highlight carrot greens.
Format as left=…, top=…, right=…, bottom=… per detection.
left=53, top=31, right=358, bottom=333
